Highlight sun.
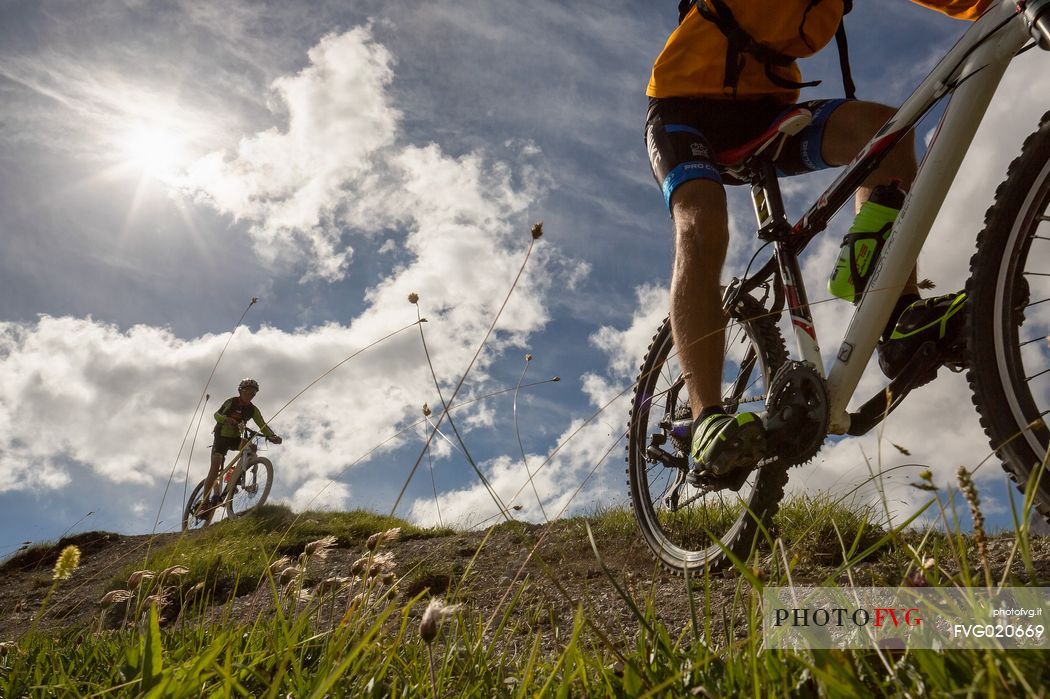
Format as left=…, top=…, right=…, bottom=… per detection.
left=121, top=124, right=186, bottom=179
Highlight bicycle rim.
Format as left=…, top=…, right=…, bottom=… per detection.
left=627, top=296, right=788, bottom=573
left=227, top=456, right=273, bottom=517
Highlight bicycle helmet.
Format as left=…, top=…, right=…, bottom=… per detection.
left=238, top=378, right=260, bottom=392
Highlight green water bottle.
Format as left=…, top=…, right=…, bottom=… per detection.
left=828, top=181, right=906, bottom=303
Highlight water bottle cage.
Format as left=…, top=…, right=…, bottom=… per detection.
left=840, top=222, right=892, bottom=303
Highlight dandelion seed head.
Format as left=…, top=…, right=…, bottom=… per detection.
left=52, top=545, right=81, bottom=581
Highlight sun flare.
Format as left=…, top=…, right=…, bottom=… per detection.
left=121, top=125, right=185, bottom=178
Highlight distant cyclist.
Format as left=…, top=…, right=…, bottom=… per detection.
left=198, top=378, right=282, bottom=515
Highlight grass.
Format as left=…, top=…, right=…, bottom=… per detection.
left=1, top=494, right=1047, bottom=697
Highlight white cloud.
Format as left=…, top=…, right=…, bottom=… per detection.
left=287, top=477, right=352, bottom=512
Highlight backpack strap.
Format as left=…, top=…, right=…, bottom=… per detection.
left=697, top=0, right=822, bottom=95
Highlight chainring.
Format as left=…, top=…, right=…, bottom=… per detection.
left=764, top=360, right=829, bottom=467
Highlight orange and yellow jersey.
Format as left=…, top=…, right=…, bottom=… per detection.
left=647, top=0, right=994, bottom=101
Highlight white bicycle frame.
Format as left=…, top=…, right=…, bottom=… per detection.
left=764, top=0, right=1046, bottom=435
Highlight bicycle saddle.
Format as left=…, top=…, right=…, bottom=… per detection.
left=713, top=107, right=813, bottom=168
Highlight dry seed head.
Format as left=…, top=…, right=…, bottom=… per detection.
left=420, top=598, right=462, bottom=643
left=368, top=551, right=396, bottom=577
left=158, top=565, right=189, bottom=582
left=530, top=222, right=543, bottom=239
left=380, top=572, right=396, bottom=586
left=52, top=545, right=81, bottom=581
left=316, top=576, right=351, bottom=595
left=422, top=402, right=431, bottom=417
left=525, top=354, right=533, bottom=362
left=144, top=588, right=170, bottom=609
left=99, top=590, right=133, bottom=607
left=350, top=556, right=368, bottom=575
left=366, top=527, right=401, bottom=551
left=268, top=556, right=291, bottom=576
left=279, top=566, right=303, bottom=585
left=305, top=535, right=338, bottom=560
left=956, top=466, right=988, bottom=566
left=408, top=292, right=419, bottom=304
left=127, top=570, right=155, bottom=589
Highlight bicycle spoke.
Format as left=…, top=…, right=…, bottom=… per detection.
left=1023, top=297, right=1050, bottom=310
left=1023, top=272, right=1050, bottom=277
left=1020, top=335, right=1048, bottom=348
left=1026, top=367, right=1050, bottom=383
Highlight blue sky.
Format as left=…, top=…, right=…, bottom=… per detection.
left=1, top=0, right=1048, bottom=556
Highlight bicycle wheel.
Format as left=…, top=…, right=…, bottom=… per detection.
left=225, top=456, right=273, bottom=517
left=627, top=294, right=789, bottom=573
left=182, top=480, right=215, bottom=531
left=966, top=110, right=1050, bottom=523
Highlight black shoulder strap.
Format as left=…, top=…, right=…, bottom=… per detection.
left=678, top=0, right=695, bottom=24
left=681, top=0, right=856, bottom=98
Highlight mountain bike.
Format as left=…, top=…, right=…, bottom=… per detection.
left=182, top=427, right=276, bottom=531
left=628, top=0, right=1050, bottom=573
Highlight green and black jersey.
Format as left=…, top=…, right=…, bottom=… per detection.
left=213, top=396, right=277, bottom=439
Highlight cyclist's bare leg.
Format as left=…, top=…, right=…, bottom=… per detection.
left=822, top=101, right=920, bottom=297
left=669, top=178, right=729, bottom=418
left=198, top=451, right=223, bottom=515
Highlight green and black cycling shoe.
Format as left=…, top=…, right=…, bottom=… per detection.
left=689, top=411, right=767, bottom=480
left=877, top=291, right=967, bottom=383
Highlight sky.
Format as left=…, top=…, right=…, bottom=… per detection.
left=2, top=0, right=1048, bottom=557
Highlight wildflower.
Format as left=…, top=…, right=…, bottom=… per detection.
left=366, top=527, right=401, bottom=552
left=52, top=545, right=81, bottom=581
left=127, top=570, right=155, bottom=589
left=408, top=292, right=419, bottom=304
left=305, top=535, right=338, bottom=560
left=99, top=590, right=133, bottom=607
left=279, top=566, right=303, bottom=586
left=530, top=222, right=543, bottom=240
left=420, top=598, right=461, bottom=643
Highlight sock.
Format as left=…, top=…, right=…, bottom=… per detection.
left=882, top=293, right=920, bottom=342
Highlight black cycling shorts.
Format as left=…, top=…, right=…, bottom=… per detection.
left=211, top=432, right=242, bottom=456
left=645, top=96, right=849, bottom=210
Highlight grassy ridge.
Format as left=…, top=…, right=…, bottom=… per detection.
left=1, top=495, right=1047, bottom=697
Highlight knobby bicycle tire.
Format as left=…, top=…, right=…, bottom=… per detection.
left=226, top=456, right=274, bottom=518
left=627, top=294, right=789, bottom=573
left=966, top=109, right=1050, bottom=523
left=182, top=479, right=213, bottom=532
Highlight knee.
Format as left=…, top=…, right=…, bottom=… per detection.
left=671, top=179, right=729, bottom=252
left=824, top=101, right=902, bottom=164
